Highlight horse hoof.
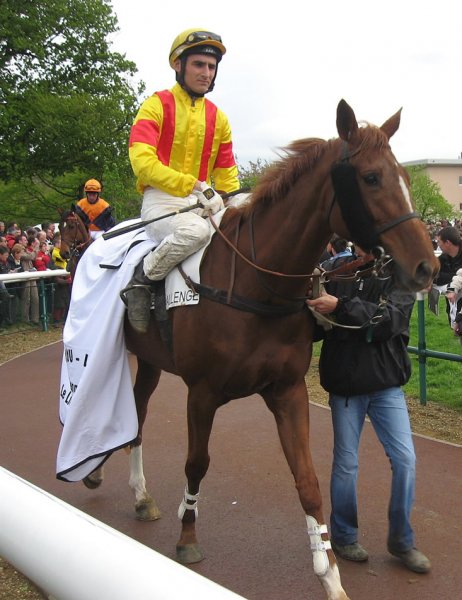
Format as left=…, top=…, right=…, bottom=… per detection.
left=135, top=497, right=161, bottom=521
left=82, top=475, right=103, bottom=489
left=176, top=544, right=204, bottom=564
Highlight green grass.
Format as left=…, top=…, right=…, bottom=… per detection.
left=312, top=296, right=462, bottom=411
left=405, top=296, right=462, bottom=410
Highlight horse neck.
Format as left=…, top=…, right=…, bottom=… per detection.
left=247, top=164, right=334, bottom=280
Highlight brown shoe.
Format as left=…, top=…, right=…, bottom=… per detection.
left=332, top=541, right=369, bottom=562
left=388, top=547, right=431, bottom=573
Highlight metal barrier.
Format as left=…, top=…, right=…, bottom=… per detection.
left=0, top=468, right=245, bottom=600
left=0, top=269, right=68, bottom=332
left=407, top=292, right=462, bottom=404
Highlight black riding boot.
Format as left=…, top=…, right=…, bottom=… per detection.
left=120, top=262, right=153, bottom=334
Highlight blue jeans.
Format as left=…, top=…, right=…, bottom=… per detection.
left=329, top=387, right=416, bottom=552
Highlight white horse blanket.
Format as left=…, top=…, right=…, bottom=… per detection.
left=56, top=215, right=219, bottom=481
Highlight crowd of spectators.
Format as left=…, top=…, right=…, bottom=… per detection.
left=1, top=214, right=462, bottom=334
left=0, top=219, right=71, bottom=330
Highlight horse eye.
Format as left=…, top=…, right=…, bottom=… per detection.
left=363, top=173, right=379, bottom=186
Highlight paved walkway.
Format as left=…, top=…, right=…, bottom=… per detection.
left=1, top=342, right=461, bottom=599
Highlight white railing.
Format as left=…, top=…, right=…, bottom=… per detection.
left=0, top=269, right=68, bottom=283
left=0, top=468, right=245, bottom=600
left=0, top=269, right=69, bottom=331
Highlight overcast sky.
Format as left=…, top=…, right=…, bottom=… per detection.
left=110, top=0, right=461, bottom=166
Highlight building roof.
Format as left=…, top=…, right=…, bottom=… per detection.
left=403, top=158, right=462, bottom=167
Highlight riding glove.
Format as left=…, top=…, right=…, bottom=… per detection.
left=193, top=182, right=224, bottom=215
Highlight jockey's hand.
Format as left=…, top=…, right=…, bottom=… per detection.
left=194, top=182, right=224, bottom=215
left=446, top=291, right=456, bottom=302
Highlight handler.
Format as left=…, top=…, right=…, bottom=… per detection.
left=124, top=28, right=240, bottom=333
left=308, top=246, right=431, bottom=574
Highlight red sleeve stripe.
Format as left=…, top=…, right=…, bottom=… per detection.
left=129, top=119, right=160, bottom=147
left=156, top=90, right=176, bottom=165
left=198, top=99, right=218, bottom=181
left=215, top=141, right=236, bottom=168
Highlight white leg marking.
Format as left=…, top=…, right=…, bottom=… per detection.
left=128, top=445, right=148, bottom=503
left=319, top=563, right=350, bottom=600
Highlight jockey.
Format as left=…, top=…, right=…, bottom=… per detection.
left=76, top=179, right=116, bottom=240
left=124, top=28, right=240, bottom=333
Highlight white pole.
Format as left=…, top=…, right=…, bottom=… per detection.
left=0, top=269, right=68, bottom=283
left=0, top=468, right=246, bottom=600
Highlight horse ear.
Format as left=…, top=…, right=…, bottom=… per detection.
left=336, top=99, right=359, bottom=142
left=380, top=108, right=402, bottom=140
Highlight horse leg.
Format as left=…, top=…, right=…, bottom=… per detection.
left=83, top=465, right=104, bottom=489
left=176, top=386, right=217, bottom=564
left=263, top=382, right=350, bottom=600
left=129, top=358, right=162, bottom=521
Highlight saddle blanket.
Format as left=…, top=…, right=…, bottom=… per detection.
left=56, top=212, right=225, bottom=482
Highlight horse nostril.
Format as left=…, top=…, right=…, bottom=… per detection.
left=415, top=261, right=434, bottom=286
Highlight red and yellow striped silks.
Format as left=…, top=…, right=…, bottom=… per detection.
left=129, top=83, right=239, bottom=197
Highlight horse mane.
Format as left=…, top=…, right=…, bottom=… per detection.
left=244, top=124, right=390, bottom=213
left=245, top=138, right=329, bottom=213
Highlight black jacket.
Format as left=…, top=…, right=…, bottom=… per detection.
left=435, top=248, right=462, bottom=287
left=318, top=261, right=415, bottom=397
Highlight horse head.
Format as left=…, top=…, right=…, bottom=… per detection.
left=58, top=205, right=91, bottom=267
left=329, top=99, right=439, bottom=291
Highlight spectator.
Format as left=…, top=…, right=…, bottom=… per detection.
left=0, top=246, right=14, bottom=327
left=36, top=230, right=49, bottom=247
left=0, top=235, right=7, bottom=248
left=434, top=226, right=462, bottom=326
left=75, top=179, right=115, bottom=239
left=5, top=224, right=20, bottom=249
left=41, top=222, right=56, bottom=241
left=321, top=236, right=354, bottom=271
left=307, top=246, right=431, bottom=574
left=15, top=232, right=28, bottom=247
left=51, top=236, right=71, bottom=326
left=19, top=238, right=40, bottom=325
left=34, top=241, right=51, bottom=271
left=0, top=221, right=5, bottom=235
left=7, top=244, right=25, bottom=323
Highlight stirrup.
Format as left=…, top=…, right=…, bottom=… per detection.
left=119, top=283, right=152, bottom=307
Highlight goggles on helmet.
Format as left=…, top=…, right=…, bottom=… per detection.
left=185, top=31, right=222, bottom=45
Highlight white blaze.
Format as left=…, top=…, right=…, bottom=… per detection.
left=399, top=175, right=413, bottom=212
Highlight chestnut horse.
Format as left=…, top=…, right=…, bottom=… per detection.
left=85, top=100, right=438, bottom=600
left=58, top=207, right=92, bottom=280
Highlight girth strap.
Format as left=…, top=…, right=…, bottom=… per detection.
left=178, top=268, right=306, bottom=317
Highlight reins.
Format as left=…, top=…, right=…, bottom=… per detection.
left=208, top=212, right=320, bottom=280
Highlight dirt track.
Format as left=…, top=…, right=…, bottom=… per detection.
left=1, top=342, right=461, bottom=600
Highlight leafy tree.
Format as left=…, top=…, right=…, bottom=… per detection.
left=236, top=157, right=272, bottom=191
left=407, top=165, right=454, bottom=222
left=0, top=0, right=144, bottom=223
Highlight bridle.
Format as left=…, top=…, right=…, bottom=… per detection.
left=328, top=142, right=420, bottom=250
left=181, top=144, right=420, bottom=318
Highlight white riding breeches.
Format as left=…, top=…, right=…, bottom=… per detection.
left=141, top=188, right=211, bottom=281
